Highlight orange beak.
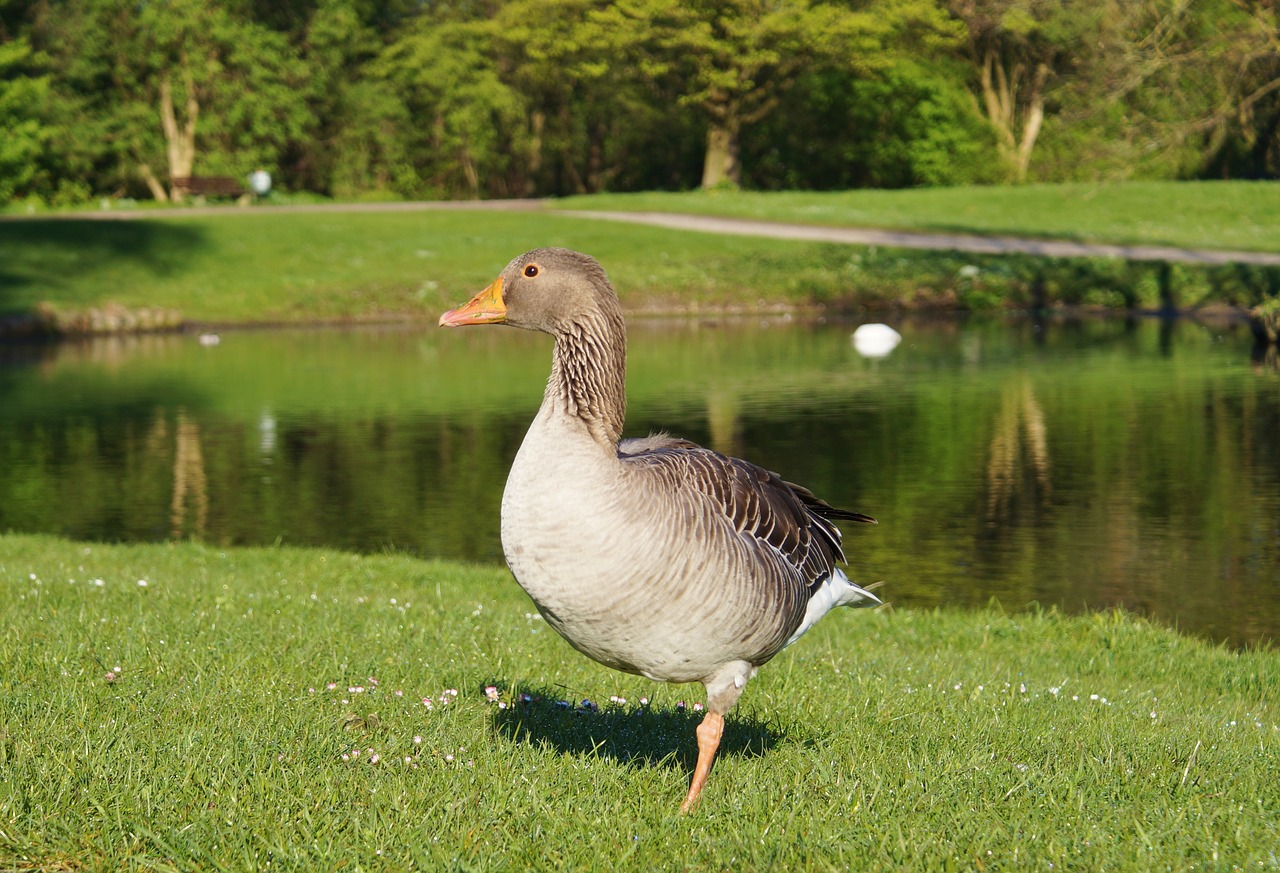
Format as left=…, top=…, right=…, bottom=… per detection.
left=438, top=277, right=507, bottom=327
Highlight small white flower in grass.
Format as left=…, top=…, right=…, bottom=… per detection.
left=326, top=682, right=337, bottom=690
left=444, top=754, right=454, bottom=762
left=29, top=573, right=36, bottom=581
left=104, top=671, right=116, bottom=683
left=423, top=698, right=433, bottom=710
left=369, top=754, right=380, bottom=764
left=693, top=703, right=703, bottom=712
left=1019, top=684, right=1027, bottom=694
left=484, top=686, right=500, bottom=702
left=342, top=754, right=350, bottom=762
left=93, top=579, right=105, bottom=587
left=137, top=579, right=148, bottom=587
left=639, top=697, right=649, bottom=706
left=413, top=735, right=423, bottom=745
left=1090, top=694, right=1099, bottom=701
left=394, top=690, right=403, bottom=697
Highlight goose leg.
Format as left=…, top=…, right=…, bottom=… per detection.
left=680, top=710, right=724, bottom=813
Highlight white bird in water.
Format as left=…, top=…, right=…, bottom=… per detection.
left=852, top=323, right=902, bottom=359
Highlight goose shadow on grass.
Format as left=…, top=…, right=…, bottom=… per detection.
left=487, top=682, right=781, bottom=773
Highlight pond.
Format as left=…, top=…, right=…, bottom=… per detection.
left=2, top=315, right=1276, bottom=647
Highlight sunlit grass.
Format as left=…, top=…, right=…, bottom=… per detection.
left=2, top=533, right=1277, bottom=869
left=4, top=182, right=1280, bottom=328
left=558, top=180, right=1280, bottom=254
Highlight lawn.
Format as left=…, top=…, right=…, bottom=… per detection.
left=556, top=180, right=1280, bottom=254
left=3, top=181, right=1279, bottom=332
left=2, top=533, right=1277, bottom=870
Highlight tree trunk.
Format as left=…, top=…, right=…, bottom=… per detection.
left=158, top=64, right=198, bottom=202
left=525, top=110, right=545, bottom=197
left=1015, top=91, right=1045, bottom=181
left=138, top=163, right=169, bottom=203
left=459, top=142, right=480, bottom=199
left=979, top=49, right=1049, bottom=183
left=701, top=120, right=741, bottom=189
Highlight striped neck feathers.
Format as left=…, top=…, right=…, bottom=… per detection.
left=548, top=305, right=627, bottom=448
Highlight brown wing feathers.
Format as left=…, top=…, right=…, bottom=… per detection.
left=620, top=439, right=876, bottom=595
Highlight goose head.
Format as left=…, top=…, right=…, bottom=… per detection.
left=438, top=247, right=618, bottom=335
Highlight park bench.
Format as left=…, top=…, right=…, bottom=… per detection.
left=171, top=176, right=245, bottom=199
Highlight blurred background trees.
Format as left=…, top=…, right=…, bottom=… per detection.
left=0, top=0, right=1277, bottom=206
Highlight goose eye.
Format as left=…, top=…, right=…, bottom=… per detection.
left=523, top=264, right=540, bottom=278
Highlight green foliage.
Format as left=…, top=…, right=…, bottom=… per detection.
left=296, top=0, right=421, bottom=198
left=750, top=60, right=998, bottom=189
left=0, top=37, right=50, bottom=204
left=4, top=0, right=1280, bottom=204
left=377, top=16, right=529, bottom=198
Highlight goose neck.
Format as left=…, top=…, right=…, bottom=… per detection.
left=548, top=310, right=627, bottom=448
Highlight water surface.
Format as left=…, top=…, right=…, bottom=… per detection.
left=2, top=316, right=1276, bottom=647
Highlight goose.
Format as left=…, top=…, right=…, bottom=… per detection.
left=438, top=247, right=880, bottom=812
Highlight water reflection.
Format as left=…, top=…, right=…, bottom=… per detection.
left=1, top=317, right=1276, bottom=647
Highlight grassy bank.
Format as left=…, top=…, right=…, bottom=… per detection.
left=2, top=183, right=1279, bottom=334
left=2, top=533, right=1277, bottom=870
left=558, top=180, right=1280, bottom=254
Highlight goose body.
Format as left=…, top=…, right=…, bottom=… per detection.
left=440, top=247, right=879, bottom=811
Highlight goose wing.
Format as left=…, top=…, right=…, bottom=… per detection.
left=618, top=435, right=875, bottom=595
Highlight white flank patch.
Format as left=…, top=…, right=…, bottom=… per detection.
left=784, top=568, right=881, bottom=648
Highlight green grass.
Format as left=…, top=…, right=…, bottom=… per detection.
left=557, top=180, right=1280, bottom=254
left=3, top=183, right=1280, bottom=332
left=0, top=210, right=898, bottom=324
left=3, top=533, right=1278, bottom=870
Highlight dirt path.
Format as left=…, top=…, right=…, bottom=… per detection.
left=30, top=198, right=1280, bottom=267
left=556, top=209, right=1280, bottom=267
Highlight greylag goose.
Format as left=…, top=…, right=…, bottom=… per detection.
left=439, top=247, right=880, bottom=811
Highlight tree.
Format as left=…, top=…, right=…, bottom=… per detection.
left=948, top=0, right=1098, bottom=182
left=486, top=0, right=686, bottom=195
left=377, top=14, right=529, bottom=198
left=1031, top=0, right=1280, bottom=181
left=595, top=0, right=962, bottom=189
left=292, top=0, right=413, bottom=197
left=32, top=0, right=309, bottom=202
left=0, top=35, right=50, bottom=204
left=750, top=58, right=998, bottom=189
